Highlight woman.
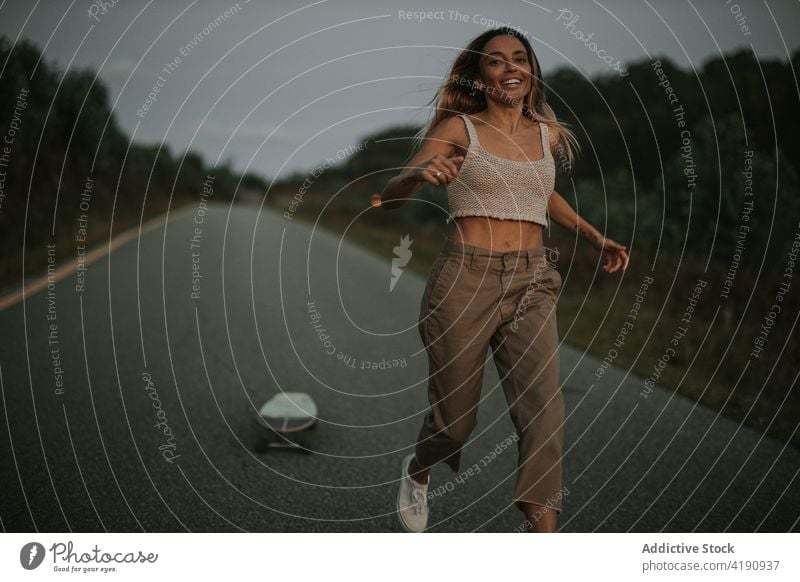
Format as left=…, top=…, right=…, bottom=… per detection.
left=375, top=27, right=629, bottom=533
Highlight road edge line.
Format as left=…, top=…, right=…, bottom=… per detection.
left=0, top=208, right=187, bottom=313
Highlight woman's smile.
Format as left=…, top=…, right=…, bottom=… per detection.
left=500, top=77, right=523, bottom=87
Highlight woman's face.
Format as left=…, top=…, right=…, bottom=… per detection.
left=476, top=34, right=533, bottom=106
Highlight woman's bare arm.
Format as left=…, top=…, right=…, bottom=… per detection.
left=379, top=116, right=465, bottom=210
left=547, top=190, right=604, bottom=249
left=544, top=127, right=628, bottom=271
left=548, top=189, right=629, bottom=271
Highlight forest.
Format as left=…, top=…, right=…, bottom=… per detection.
left=0, top=36, right=267, bottom=292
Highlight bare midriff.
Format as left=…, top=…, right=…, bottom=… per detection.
left=449, top=216, right=544, bottom=252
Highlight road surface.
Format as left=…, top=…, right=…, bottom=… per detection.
left=0, top=202, right=797, bottom=532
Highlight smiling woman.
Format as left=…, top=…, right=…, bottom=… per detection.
left=380, top=27, right=630, bottom=534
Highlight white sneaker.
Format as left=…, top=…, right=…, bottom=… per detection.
left=397, top=453, right=430, bottom=532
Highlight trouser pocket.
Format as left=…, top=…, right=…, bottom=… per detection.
left=426, top=253, right=461, bottom=309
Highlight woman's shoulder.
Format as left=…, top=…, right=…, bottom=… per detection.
left=463, top=111, right=490, bottom=128
left=431, top=114, right=471, bottom=153
left=434, top=112, right=470, bottom=128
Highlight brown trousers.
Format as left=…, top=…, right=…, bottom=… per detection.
left=415, top=235, right=565, bottom=513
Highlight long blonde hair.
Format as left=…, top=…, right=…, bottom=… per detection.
left=410, top=27, right=580, bottom=174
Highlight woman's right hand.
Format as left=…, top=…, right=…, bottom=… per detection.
left=411, top=154, right=464, bottom=186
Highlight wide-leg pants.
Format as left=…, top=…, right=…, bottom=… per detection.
left=415, top=235, right=565, bottom=513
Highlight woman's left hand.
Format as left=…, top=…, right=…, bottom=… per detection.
left=595, top=237, right=629, bottom=273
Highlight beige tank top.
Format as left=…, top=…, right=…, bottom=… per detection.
left=446, top=114, right=556, bottom=227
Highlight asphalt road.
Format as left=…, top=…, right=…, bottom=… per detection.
left=1, top=202, right=797, bottom=532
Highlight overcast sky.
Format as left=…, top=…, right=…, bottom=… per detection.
left=1, top=0, right=798, bottom=182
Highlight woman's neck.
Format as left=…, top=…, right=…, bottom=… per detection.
left=478, top=103, right=527, bottom=135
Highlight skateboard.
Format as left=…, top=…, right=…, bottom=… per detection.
left=255, top=392, right=318, bottom=453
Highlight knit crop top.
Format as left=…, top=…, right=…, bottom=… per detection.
left=446, top=114, right=556, bottom=227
